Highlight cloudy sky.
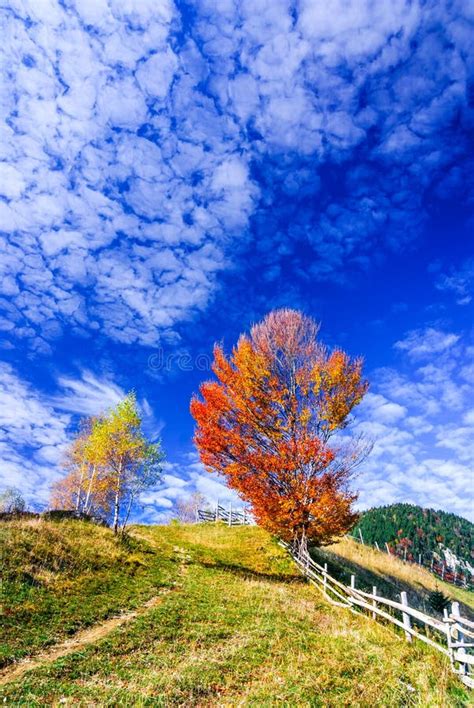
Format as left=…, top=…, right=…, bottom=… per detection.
left=0, top=0, right=473, bottom=522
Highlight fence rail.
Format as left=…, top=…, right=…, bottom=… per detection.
left=197, top=504, right=252, bottom=526
left=348, top=533, right=473, bottom=590
left=281, top=540, right=474, bottom=690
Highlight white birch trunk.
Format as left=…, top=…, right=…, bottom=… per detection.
left=75, top=463, right=86, bottom=512
left=112, top=461, right=123, bottom=534
left=83, top=465, right=97, bottom=514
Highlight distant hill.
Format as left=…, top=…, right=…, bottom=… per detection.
left=352, top=503, right=474, bottom=573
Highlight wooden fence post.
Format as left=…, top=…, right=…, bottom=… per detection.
left=228, top=502, right=232, bottom=526
left=400, top=591, right=412, bottom=642
left=451, top=602, right=467, bottom=677
left=374, top=541, right=380, bottom=552
left=215, top=499, right=219, bottom=522
left=385, top=543, right=390, bottom=555
left=430, top=557, right=434, bottom=572
left=443, top=608, right=454, bottom=667
left=358, top=528, right=364, bottom=544
left=282, top=538, right=473, bottom=685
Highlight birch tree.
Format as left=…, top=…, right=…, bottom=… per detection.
left=50, top=393, right=163, bottom=532
left=98, top=393, right=163, bottom=534
left=50, top=417, right=110, bottom=518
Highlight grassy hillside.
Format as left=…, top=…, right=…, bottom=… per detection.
left=313, top=537, right=473, bottom=618
left=0, top=519, right=472, bottom=705
left=352, top=503, right=474, bottom=567
left=0, top=518, right=176, bottom=666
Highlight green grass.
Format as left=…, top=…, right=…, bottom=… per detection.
left=0, top=520, right=471, bottom=705
left=0, top=518, right=176, bottom=666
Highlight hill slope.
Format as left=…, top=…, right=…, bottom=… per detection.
left=0, top=518, right=176, bottom=667
left=0, top=519, right=471, bottom=705
left=352, top=503, right=474, bottom=572
left=313, top=536, right=473, bottom=619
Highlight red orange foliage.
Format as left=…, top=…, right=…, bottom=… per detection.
left=190, top=309, right=369, bottom=550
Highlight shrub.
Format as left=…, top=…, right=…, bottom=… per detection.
left=428, top=589, right=450, bottom=613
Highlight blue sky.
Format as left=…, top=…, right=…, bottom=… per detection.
left=0, top=0, right=473, bottom=522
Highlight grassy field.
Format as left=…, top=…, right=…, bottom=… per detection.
left=0, top=519, right=472, bottom=706
left=314, top=537, right=474, bottom=617
left=0, top=518, right=176, bottom=667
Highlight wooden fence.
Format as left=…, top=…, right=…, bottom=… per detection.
left=197, top=503, right=252, bottom=526
left=348, top=532, right=473, bottom=590
left=280, top=540, right=474, bottom=690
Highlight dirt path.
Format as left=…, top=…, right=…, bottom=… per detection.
left=0, top=592, right=168, bottom=687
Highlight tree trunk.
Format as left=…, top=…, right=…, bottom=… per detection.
left=121, top=490, right=135, bottom=535
left=83, top=465, right=96, bottom=514
left=75, top=463, right=86, bottom=512
left=293, top=528, right=309, bottom=561
left=112, top=462, right=122, bottom=535
left=113, top=487, right=120, bottom=534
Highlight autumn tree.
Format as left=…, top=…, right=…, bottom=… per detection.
left=50, top=417, right=111, bottom=519
left=191, top=309, right=369, bottom=555
left=51, top=393, right=164, bottom=533
left=99, top=393, right=164, bottom=533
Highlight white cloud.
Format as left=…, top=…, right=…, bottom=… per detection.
left=135, top=49, right=178, bottom=98
left=0, top=3, right=259, bottom=348
left=463, top=409, right=474, bottom=425
left=394, top=328, right=460, bottom=360
left=360, top=393, right=407, bottom=424
left=134, top=453, right=242, bottom=517
left=355, top=328, right=474, bottom=520
left=53, top=371, right=125, bottom=416
left=0, top=364, right=70, bottom=503
left=434, top=258, right=474, bottom=305
left=1, top=0, right=472, bottom=349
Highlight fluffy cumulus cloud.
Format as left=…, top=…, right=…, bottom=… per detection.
left=0, top=365, right=159, bottom=506
left=354, top=327, right=474, bottom=520
left=0, top=363, right=71, bottom=502
left=0, top=0, right=258, bottom=349
left=1, top=0, right=473, bottom=349
left=136, top=453, right=244, bottom=524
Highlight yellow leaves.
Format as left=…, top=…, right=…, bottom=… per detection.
left=50, top=393, right=164, bottom=530
left=299, top=407, right=311, bottom=427
left=191, top=308, right=369, bottom=547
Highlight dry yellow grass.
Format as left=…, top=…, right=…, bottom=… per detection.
left=323, top=536, right=473, bottom=611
